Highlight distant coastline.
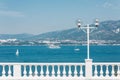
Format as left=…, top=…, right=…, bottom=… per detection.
left=0, top=39, right=120, bottom=46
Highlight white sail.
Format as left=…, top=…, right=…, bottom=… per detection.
left=16, top=49, right=19, bottom=56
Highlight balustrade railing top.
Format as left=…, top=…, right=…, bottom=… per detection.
left=0, top=61, right=120, bottom=80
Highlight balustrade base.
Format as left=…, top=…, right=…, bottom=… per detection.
left=1, top=76, right=120, bottom=80
left=0, top=76, right=85, bottom=80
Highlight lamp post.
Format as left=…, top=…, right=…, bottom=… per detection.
left=77, top=19, right=99, bottom=59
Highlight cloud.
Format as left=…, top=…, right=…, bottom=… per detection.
left=103, top=2, right=113, bottom=8
left=0, top=10, right=25, bottom=17
left=102, top=1, right=119, bottom=10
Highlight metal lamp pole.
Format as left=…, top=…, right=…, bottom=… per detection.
left=77, top=19, right=99, bottom=59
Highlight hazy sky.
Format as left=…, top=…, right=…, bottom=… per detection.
left=0, top=0, right=120, bottom=34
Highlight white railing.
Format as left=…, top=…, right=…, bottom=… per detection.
left=0, top=60, right=120, bottom=80
left=92, top=63, right=120, bottom=80
left=0, top=63, right=85, bottom=80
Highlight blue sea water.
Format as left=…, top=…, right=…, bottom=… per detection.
left=0, top=45, right=120, bottom=62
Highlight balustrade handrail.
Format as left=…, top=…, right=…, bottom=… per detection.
left=0, top=62, right=120, bottom=65
left=1, top=62, right=120, bottom=65
left=93, top=62, right=120, bottom=65
left=0, top=62, right=85, bottom=65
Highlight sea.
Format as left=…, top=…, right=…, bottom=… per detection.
left=0, top=45, right=120, bottom=62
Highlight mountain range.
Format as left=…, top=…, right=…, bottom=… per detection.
left=0, top=20, right=120, bottom=41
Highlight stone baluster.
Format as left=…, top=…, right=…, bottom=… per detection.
left=57, top=65, right=60, bottom=77
left=8, top=65, right=11, bottom=77
left=23, top=65, right=27, bottom=77
left=40, top=65, right=44, bottom=77
left=94, top=65, right=98, bottom=77
left=114, top=65, right=118, bottom=77
left=29, top=65, right=32, bottom=77
left=46, top=65, right=49, bottom=77
left=2, top=65, right=6, bottom=77
left=68, top=65, right=72, bottom=77
left=63, top=65, right=66, bottom=77
left=52, top=65, right=55, bottom=77
left=106, top=65, right=109, bottom=77
left=80, top=65, right=83, bottom=77
left=117, top=65, right=120, bottom=77
left=34, top=65, right=38, bottom=77
left=112, top=65, right=115, bottom=77
left=74, top=65, right=77, bottom=77
left=100, top=65, right=103, bottom=77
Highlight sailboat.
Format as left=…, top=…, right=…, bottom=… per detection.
left=74, top=44, right=80, bottom=51
left=16, top=49, right=19, bottom=56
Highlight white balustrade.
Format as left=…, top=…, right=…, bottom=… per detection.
left=0, top=62, right=120, bottom=80
left=111, top=65, right=115, bottom=77
left=93, top=63, right=120, bottom=79
left=2, top=65, right=6, bottom=77
left=34, top=65, right=38, bottom=77
left=51, top=65, right=55, bottom=77
left=100, top=65, right=103, bottom=77
left=105, top=65, right=109, bottom=77
left=74, top=65, right=77, bottom=77
left=94, top=65, right=98, bottom=77
left=29, top=65, right=32, bottom=77
left=80, top=65, right=83, bottom=77
left=46, top=65, right=49, bottom=76
left=8, top=65, right=11, bottom=77
left=68, top=65, right=72, bottom=77
left=57, top=65, right=60, bottom=77
left=117, top=65, right=120, bottom=77
left=85, top=59, right=92, bottom=78
left=23, top=65, right=27, bottom=77
left=62, top=65, right=66, bottom=77
left=40, top=65, right=44, bottom=77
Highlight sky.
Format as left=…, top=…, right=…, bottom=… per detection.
left=0, top=0, right=120, bottom=34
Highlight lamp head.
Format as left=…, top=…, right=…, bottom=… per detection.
left=95, top=19, right=99, bottom=27
left=77, top=19, right=81, bottom=28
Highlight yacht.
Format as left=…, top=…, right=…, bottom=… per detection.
left=74, top=45, right=80, bottom=51
left=74, top=48, right=80, bottom=51
left=48, top=44, right=61, bottom=49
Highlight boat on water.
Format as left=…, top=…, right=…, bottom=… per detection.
left=48, top=44, right=61, bottom=49
left=74, top=44, right=80, bottom=51
left=74, top=48, right=80, bottom=51
left=16, top=49, right=19, bottom=56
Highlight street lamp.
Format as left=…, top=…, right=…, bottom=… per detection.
left=77, top=19, right=99, bottom=59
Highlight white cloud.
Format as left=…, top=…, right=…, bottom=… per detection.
left=103, top=2, right=113, bottom=8
left=0, top=10, right=25, bottom=17
left=102, top=1, right=119, bottom=10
